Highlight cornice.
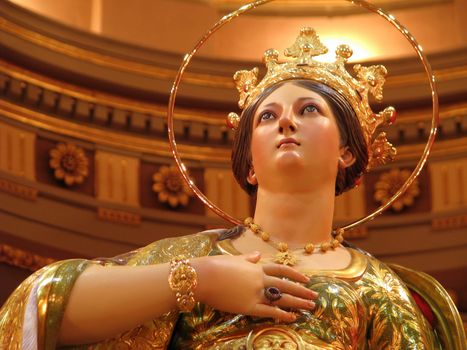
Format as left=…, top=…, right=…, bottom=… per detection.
left=1, top=59, right=466, bottom=164
left=1, top=98, right=466, bottom=165
left=0, top=60, right=225, bottom=126
left=0, top=99, right=231, bottom=162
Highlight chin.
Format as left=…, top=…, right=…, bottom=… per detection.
left=275, top=153, right=306, bottom=171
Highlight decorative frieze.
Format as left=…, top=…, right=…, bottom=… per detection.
left=0, top=177, right=37, bottom=200
left=432, top=214, right=467, bottom=230
left=0, top=243, right=55, bottom=272
left=97, top=207, right=141, bottom=226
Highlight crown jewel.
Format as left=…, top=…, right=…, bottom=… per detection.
left=227, top=27, right=397, bottom=170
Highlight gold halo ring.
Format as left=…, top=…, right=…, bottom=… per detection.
left=167, top=0, right=439, bottom=230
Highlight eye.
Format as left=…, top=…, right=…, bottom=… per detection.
left=259, top=111, right=275, bottom=122
left=301, top=104, right=318, bottom=115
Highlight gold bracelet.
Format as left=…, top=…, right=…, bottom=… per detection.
left=168, top=258, right=198, bottom=312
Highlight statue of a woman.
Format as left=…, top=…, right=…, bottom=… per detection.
left=0, top=28, right=452, bottom=349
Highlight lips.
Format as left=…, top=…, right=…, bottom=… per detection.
left=277, top=138, right=300, bottom=148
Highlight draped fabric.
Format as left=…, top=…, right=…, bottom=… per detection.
left=0, top=230, right=439, bottom=349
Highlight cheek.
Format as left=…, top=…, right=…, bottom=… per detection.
left=250, top=129, right=269, bottom=166
left=306, top=119, right=341, bottom=154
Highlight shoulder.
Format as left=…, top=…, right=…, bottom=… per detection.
left=345, top=247, right=413, bottom=298
left=126, top=228, right=230, bottom=266
left=344, top=245, right=400, bottom=281
left=353, top=251, right=420, bottom=311
left=349, top=251, right=440, bottom=347
left=352, top=250, right=404, bottom=288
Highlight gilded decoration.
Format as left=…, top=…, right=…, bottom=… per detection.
left=374, top=168, right=420, bottom=211
left=272, top=251, right=299, bottom=266
left=343, top=227, right=369, bottom=240
left=173, top=252, right=438, bottom=348
left=49, top=143, right=89, bottom=186
left=246, top=326, right=305, bottom=349
left=152, top=165, right=193, bottom=208
left=228, top=27, right=397, bottom=171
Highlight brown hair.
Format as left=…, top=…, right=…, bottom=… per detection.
left=231, top=79, right=368, bottom=196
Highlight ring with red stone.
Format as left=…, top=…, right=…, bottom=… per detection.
left=264, top=286, right=282, bottom=303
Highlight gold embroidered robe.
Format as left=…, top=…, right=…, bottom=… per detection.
left=0, top=230, right=441, bottom=349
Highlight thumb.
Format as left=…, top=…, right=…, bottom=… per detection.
left=244, top=251, right=261, bottom=263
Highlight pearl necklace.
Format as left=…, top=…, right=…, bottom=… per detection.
left=243, top=217, right=344, bottom=266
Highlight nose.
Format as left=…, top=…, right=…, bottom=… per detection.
left=278, top=108, right=297, bottom=134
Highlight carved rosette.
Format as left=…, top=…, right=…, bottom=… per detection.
left=49, top=143, right=89, bottom=186
left=374, top=168, right=420, bottom=211
left=152, top=165, right=193, bottom=208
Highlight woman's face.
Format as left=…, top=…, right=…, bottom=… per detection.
left=250, top=82, right=342, bottom=192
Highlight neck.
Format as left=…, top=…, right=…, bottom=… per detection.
left=252, top=185, right=336, bottom=247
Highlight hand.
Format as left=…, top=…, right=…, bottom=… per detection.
left=191, top=252, right=318, bottom=322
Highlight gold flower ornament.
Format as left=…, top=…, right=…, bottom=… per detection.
left=49, top=143, right=89, bottom=186
left=152, top=165, right=193, bottom=208
left=374, top=168, right=420, bottom=211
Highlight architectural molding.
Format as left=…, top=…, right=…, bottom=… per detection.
left=432, top=214, right=467, bottom=230
left=0, top=243, right=55, bottom=272
left=0, top=177, right=37, bottom=201
left=97, top=207, right=141, bottom=226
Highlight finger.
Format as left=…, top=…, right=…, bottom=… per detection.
left=269, top=293, right=315, bottom=311
left=263, top=264, right=309, bottom=283
left=251, top=304, right=296, bottom=323
left=244, top=251, right=261, bottom=263
left=263, top=276, right=317, bottom=300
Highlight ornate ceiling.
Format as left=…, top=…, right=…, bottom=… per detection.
left=186, top=0, right=452, bottom=16
left=7, top=0, right=465, bottom=63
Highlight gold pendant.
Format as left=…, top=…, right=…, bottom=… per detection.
left=273, top=251, right=298, bottom=266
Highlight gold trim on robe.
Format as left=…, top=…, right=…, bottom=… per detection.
left=216, top=238, right=368, bottom=281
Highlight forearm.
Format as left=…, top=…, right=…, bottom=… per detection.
left=58, top=262, right=177, bottom=345
left=57, top=253, right=312, bottom=346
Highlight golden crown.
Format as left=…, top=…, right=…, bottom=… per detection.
left=227, top=27, right=397, bottom=170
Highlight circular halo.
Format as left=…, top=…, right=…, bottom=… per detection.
left=167, top=0, right=439, bottom=230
